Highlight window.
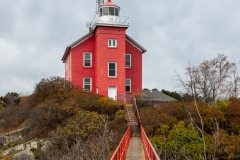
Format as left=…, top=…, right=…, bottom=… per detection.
left=108, top=62, right=117, bottom=77
left=115, top=8, right=119, bottom=16
left=83, top=78, right=91, bottom=91
left=103, top=7, right=108, bottom=16
left=109, top=7, right=114, bottom=15
left=108, top=39, right=117, bottom=47
left=125, top=54, right=131, bottom=68
left=126, top=79, right=131, bottom=92
left=83, top=52, right=92, bottom=67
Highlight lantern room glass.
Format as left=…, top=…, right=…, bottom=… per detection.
left=100, top=7, right=119, bottom=16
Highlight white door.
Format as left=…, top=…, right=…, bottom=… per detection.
left=108, top=86, right=117, bottom=100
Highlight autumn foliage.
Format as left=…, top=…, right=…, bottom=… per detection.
left=0, top=76, right=127, bottom=159
left=140, top=98, right=240, bottom=159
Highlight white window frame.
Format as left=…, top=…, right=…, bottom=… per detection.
left=126, top=78, right=131, bottom=92
left=108, top=39, right=117, bottom=47
left=83, top=77, right=92, bottom=92
left=126, top=54, right=131, bottom=68
left=108, top=62, right=117, bottom=78
left=83, top=52, right=92, bottom=67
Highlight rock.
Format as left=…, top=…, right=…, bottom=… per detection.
left=41, top=141, right=52, bottom=156
left=0, top=131, right=22, bottom=147
left=0, top=136, right=8, bottom=146
left=1, top=148, right=11, bottom=157
left=13, top=149, right=36, bottom=160
left=13, top=144, right=25, bottom=151
left=1, top=138, right=52, bottom=159
left=30, top=141, right=38, bottom=149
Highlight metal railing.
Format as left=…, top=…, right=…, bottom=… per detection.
left=116, top=93, right=131, bottom=104
left=111, top=94, right=160, bottom=160
left=140, top=125, right=160, bottom=160
left=132, top=96, right=142, bottom=125
left=133, top=95, right=160, bottom=160
left=91, top=16, right=130, bottom=29
left=110, top=94, right=132, bottom=160
left=110, top=126, right=131, bottom=160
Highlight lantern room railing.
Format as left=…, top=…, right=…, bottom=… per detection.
left=90, top=16, right=130, bottom=29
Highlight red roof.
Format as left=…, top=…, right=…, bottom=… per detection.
left=102, top=0, right=118, bottom=7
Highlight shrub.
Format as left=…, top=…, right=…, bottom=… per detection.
left=32, top=76, right=75, bottom=105
left=26, top=100, right=73, bottom=138
left=2, top=92, right=20, bottom=107
left=0, top=105, right=30, bottom=133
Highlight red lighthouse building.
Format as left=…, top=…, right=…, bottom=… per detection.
left=62, top=0, right=146, bottom=99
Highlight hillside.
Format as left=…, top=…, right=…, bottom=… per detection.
left=138, top=98, right=240, bottom=159
left=0, top=77, right=127, bottom=159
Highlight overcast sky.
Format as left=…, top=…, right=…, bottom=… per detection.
left=0, top=0, right=240, bottom=96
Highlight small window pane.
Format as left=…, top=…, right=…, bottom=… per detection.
left=108, top=39, right=112, bottom=46
left=84, top=78, right=90, bottom=84
left=126, top=79, right=130, bottom=86
left=113, top=40, right=115, bottom=46
left=109, top=63, right=115, bottom=69
left=126, top=86, right=130, bottom=92
left=100, top=8, right=102, bottom=16
left=85, top=60, right=91, bottom=66
left=85, top=54, right=90, bottom=59
left=85, top=85, right=90, bottom=90
left=115, top=8, right=119, bottom=16
left=109, top=70, right=115, bottom=76
left=103, top=7, right=108, bottom=15
left=109, top=7, right=114, bottom=15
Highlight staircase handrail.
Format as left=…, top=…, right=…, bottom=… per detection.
left=132, top=95, right=142, bottom=125
left=110, top=126, right=131, bottom=160
left=110, top=93, right=132, bottom=160
left=140, top=125, right=160, bottom=160
left=111, top=93, right=160, bottom=160
left=132, top=94, right=160, bottom=160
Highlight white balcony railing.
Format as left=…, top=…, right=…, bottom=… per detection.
left=91, top=16, right=130, bottom=29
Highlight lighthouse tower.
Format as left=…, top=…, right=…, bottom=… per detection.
left=62, top=0, right=146, bottom=99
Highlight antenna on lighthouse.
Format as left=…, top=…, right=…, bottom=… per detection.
left=96, top=0, right=104, bottom=14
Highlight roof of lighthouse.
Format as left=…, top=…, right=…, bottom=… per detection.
left=102, top=0, right=118, bottom=7
left=61, top=32, right=147, bottom=62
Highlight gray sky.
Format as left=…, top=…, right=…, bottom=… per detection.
left=0, top=0, right=240, bottom=96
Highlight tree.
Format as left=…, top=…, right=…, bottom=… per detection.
left=2, top=92, right=20, bottom=107
left=176, top=54, right=239, bottom=104
left=151, top=122, right=205, bottom=160
left=161, top=89, right=182, bottom=101
left=33, top=76, right=75, bottom=105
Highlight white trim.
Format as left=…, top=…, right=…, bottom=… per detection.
left=83, top=77, right=92, bottom=92
left=108, top=62, right=117, bottom=78
left=125, top=54, right=131, bottom=68
left=71, top=33, right=94, bottom=49
left=126, top=78, right=131, bottom=92
left=83, top=52, right=92, bottom=67
left=126, top=39, right=143, bottom=53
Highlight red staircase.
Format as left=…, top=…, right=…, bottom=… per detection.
left=110, top=94, right=160, bottom=160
